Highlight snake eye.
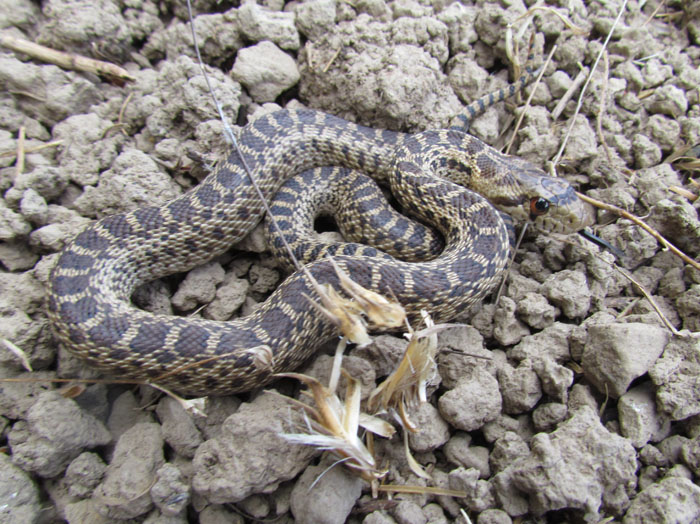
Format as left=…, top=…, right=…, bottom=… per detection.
left=529, top=197, right=550, bottom=217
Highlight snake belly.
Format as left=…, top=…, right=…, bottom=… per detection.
left=47, top=108, right=582, bottom=396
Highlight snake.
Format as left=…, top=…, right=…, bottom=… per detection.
left=47, top=109, right=594, bottom=396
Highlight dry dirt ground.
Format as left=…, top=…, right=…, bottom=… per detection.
left=1, top=0, right=700, bottom=523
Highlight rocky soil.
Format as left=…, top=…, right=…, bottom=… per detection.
left=1, top=0, right=700, bottom=523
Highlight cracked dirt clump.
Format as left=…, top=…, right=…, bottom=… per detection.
left=1, top=0, right=700, bottom=522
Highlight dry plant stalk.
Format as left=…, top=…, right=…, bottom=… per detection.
left=576, top=192, right=700, bottom=272
left=306, top=256, right=406, bottom=347
left=552, top=0, right=628, bottom=166
left=277, top=371, right=394, bottom=482
left=369, top=311, right=451, bottom=430
left=0, top=139, right=63, bottom=159
left=0, top=34, right=135, bottom=83
left=614, top=266, right=680, bottom=335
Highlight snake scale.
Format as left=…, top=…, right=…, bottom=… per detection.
left=47, top=109, right=594, bottom=395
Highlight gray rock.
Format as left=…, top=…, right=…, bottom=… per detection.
left=132, top=56, right=241, bottom=140
left=93, top=422, right=165, bottom=519
left=407, top=403, right=450, bottom=452
left=10, top=165, right=68, bottom=202
left=562, top=115, right=598, bottom=162
left=64, top=499, right=109, bottom=524
left=353, top=335, right=408, bottom=377
left=490, top=431, right=529, bottom=475
left=623, top=477, right=700, bottom=524
left=238, top=494, right=269, bottom=519
left=676, top=285, right=700, bottom=332
left=146, top=11, right=241, bottom=65
left=618, top=382, right=671, bottom=448
left=192, top=393, right=316, bottom=503
left=0, top=240, right=38, bottom=271
left=289, top=457, right=363, bottom=524
left=9, top=391, right=111, bottom=478
left=29, top=205, right=91, bottom=252
left=477, top=508, right=512, bottom=524
left=495, top=406, right=637, bottom=519
left=38, top=0, right=132, bottom=58
left=493, top=296, right=530, bottom=346
left=649, top=198, right=700, bottom=256
left=447, top=55, right=489, bottom=106
left=649, top=333, right=700, bottom=420
left=52, top=113, right=123, bottom=186
left=532, top=357, right=573, bottom=403
left=658, top=434, right=689, bottom=464
left=0, top=0, right=40, bottom=30
left=237, top=3, right=300, bottom=50
left=0, top=56, right=100, bottom=126
left=19, top=188, right=48, bottom=225
left=304, top=354, right=376, bottom=401
left=646, top=114, right=681, bottom=152
left=509, top=322, right=573, bottom=363
left=0, top=270, right=45, bottom=315
left=516, top=292, right=557, bottom=329
left=482, top=414, right=529, bottom=444
left=364, top=511, right=398, bottom=524
left=295, top=0, right=336, bottom=40
left=448, top=465, right=480, bottom=498
left=0, top=199, right=31, bottom=241
left=155, top=397, right=203, bottom=458
left=531, top=402, right=568, bottom=432
left=64, top=452, right=106, bottom=498
left=203, top=273, right=250, bottom=321
left=436, top=325, right=494, bottom=389
left=497, top=361, right=542, bottom=415
left=632, top=133, right=663, bottom=169
left=444, top=433, right=490, bottom=479
left=0, top=452, right=41, bottom=523
left=681, top=436, right=700, bottom=476
left=74, top=149, right=181, bottom=218
left=248, top=263, right=280, bottom=294
left=171, top=262, right=225, bottom=311
left=648, top=84, right=688, bottom=118
left=199, top=504, right=245, bottom=524
left=106, top=390, right=154, bottom=442
left=582, top=322, right=669, bottom=398
left=0, top=307, right=53, bottom=371
left=151, top=463, right=190, bottom=517
left=299, top=21, right=461, bottom=130
left=422, top=503, right=448, bottom=524
left=436, top=2, right=478, bottom=54
left=391, top=500, right=426, bottom=524
left=540, top=270, right=591, bottom=318
left=438, top=367, right=502, bottom=431
left=232, top=41, right=300, bottom=103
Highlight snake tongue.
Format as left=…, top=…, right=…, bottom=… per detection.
left=578, top=229, right=625, bottom=261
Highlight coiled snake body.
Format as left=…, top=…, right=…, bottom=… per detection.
left=47, top=109, right=593, bottom=395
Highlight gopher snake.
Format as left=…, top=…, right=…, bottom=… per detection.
left=47, top=109, right=593, bottom=395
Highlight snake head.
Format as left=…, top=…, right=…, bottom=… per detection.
left=482, top=156, right=595, bottom=234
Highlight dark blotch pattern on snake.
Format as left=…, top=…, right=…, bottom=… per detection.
left=47, top=109, right=594, bottom=396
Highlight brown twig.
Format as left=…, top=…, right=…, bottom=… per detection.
left=0, top=34, right=135, bottom=83
left=576, top=191, right=700, bottom=272
left=643, top=0, right=667, bottom=26
left=0, top=139, right=63, bottom=159
left=614, top=265, right=679, bottom=335
left=322, top=48, right=341, bottom=73
left=550, top=66, right=588, bottom=120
